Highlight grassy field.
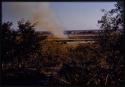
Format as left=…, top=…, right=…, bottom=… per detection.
left=2, top=38, right=124, bottom=86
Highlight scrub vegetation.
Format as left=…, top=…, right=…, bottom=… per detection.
left=1, top=1, right=124, bottom=86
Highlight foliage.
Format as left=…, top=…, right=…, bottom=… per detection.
left=98, top=1, right=123, bottom=51
left=1, top=20, right=42, bottom=69
left=59, top=44, right=102, bottom=85
left=1, top=22, right=16, bottom=63
left=97, top=1, right=124, bottom=86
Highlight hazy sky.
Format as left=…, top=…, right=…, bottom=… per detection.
left=2, top=2, right=116, bottom=31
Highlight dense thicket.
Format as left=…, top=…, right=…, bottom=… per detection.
left=1, top=20, right=43, bottom=69
left=97, top=1, right=124, bottom=86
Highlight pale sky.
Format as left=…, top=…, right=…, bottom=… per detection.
left=2, top=2, right=116, bottom=31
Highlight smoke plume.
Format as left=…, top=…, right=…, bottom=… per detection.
left=3, top=2, right=66, bottom=38
left=32, top=2, right=67, bottom=38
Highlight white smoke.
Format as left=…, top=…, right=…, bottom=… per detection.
left=32, top=2, right=67, bottom=38
left=2, top=2, right=67, bottom=38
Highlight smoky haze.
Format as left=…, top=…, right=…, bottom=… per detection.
left=32, top=2, right=67, bottom=38
left=2, top=2, right=67, bottom=38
